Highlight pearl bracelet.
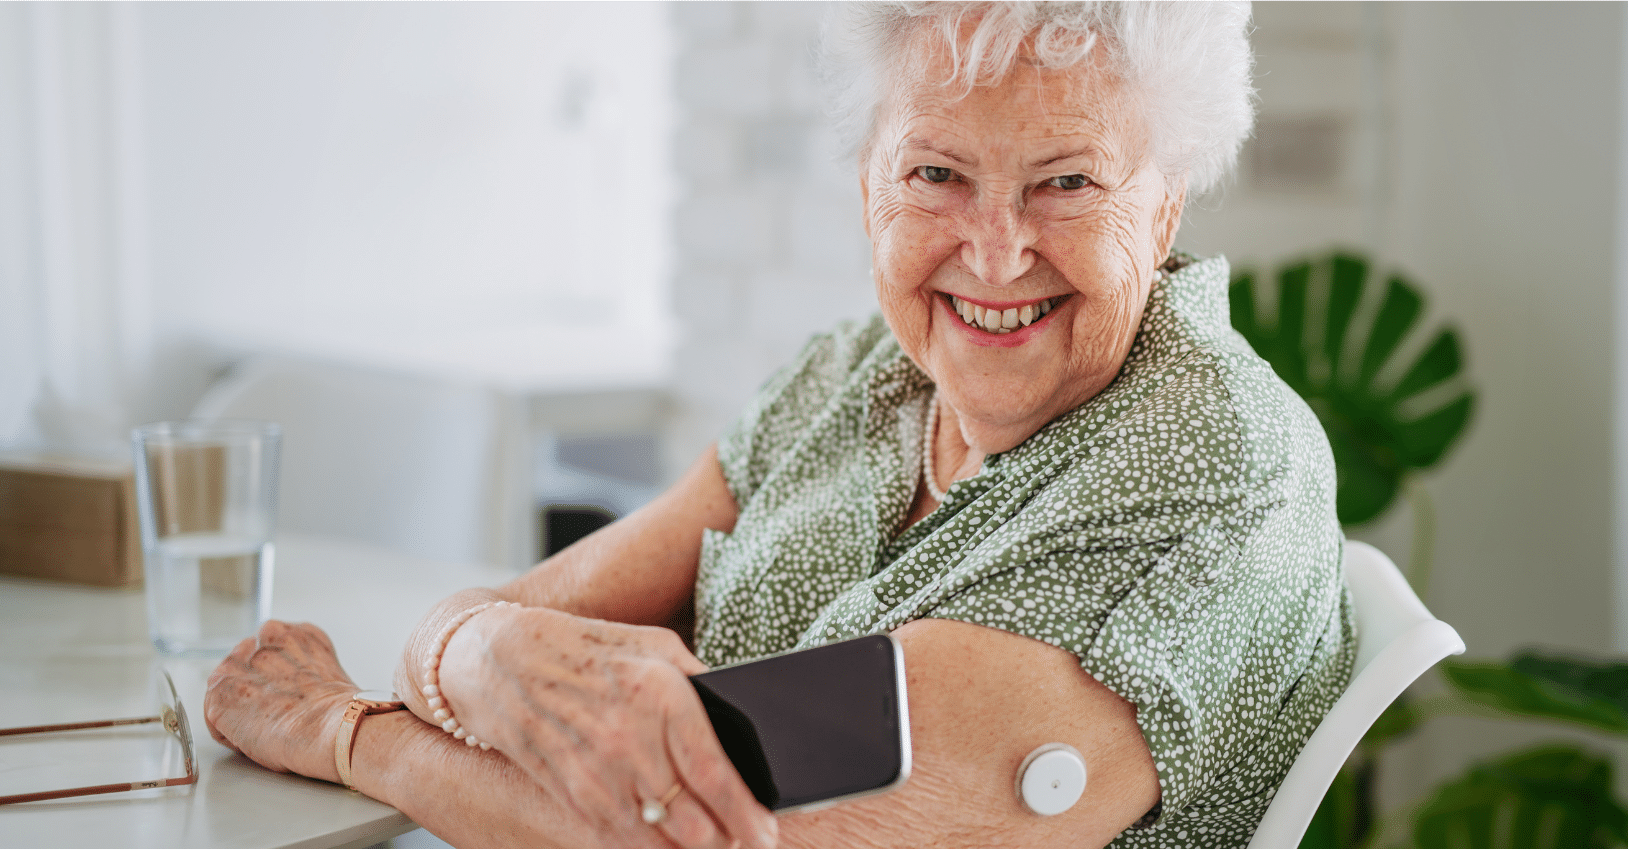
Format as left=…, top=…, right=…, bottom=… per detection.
left=421, top=599, right=520, bottom=750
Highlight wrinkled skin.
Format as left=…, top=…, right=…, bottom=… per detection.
left=206, top=621, right=357, bottom=782
left=864, top=30, right=1185, bottom=499
left=434, top=604, right=773, bottom=848
left=207, top=614, right=768, bottom=848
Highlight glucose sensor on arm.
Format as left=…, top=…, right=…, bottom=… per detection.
left=1017, top=743, right=1087, bottom=816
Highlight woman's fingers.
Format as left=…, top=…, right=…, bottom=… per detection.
left=440, top=608, right=771, bottom=846
left=654, top=786, right=731, bottom=849
left=637, top=624, right=711, bottom=677
left=623, top=623, right=759, bottom=846
left=662, top=675, right=778, bottom=848
left=505, top=657, right=733, bottom=849
left=203, top=619, right=359, bottom=780
left=204, top=635, right=261, bottom=751
left=620, top=681, right=730, bottom=849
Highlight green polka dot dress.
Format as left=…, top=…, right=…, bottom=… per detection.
left=697, top=254, right=1357, bottom=848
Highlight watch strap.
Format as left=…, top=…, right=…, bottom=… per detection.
left=334, top=694, right=405, bottom=791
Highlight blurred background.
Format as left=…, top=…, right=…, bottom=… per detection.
left=2, top=0, right=1624, bottom=837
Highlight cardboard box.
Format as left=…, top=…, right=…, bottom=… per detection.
left=0, top=453, right=142, bottom=588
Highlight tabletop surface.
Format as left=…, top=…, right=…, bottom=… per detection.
left=0, top=534, right=514, bottom=848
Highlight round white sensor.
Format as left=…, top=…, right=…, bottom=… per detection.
left=1017, top=743, right=1087, bottom=816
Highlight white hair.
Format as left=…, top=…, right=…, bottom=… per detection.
left=819, top=1, right=1256, bottom=194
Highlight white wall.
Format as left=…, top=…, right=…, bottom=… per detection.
left=1393, top=0, right=1623, bottom=806
left=138, top=3, right=676, bottom=397
left=1, top=2, right=680, bottom=453
left=665, top=1, right=875, bottom=477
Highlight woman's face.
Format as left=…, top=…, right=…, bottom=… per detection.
left=863, top=40, right=1184, bottom=454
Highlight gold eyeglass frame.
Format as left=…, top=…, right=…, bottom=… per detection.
left=0, top=669, right=197, bottom=805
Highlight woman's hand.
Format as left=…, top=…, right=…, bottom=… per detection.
left=205, top=620, right=360, bottom=784
left=436, top=605, right=778, bottom=848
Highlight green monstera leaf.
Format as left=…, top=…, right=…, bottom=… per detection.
left=1413, top=745, right=1628, bottom=847
left=1442, top=651, right=1628, bottom=734
left=1230, top=253, right=1476, bottom=525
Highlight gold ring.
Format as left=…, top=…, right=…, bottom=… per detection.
left=640, top=782, right=684, bottom=825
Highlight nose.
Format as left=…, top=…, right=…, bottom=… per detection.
left=959, top=201, right=1037, bottom=287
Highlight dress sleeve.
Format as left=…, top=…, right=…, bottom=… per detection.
left=715, top=314, right=894, bottom=510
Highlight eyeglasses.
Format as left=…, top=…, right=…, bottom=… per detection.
left=0, top=669, right=197, bottom=805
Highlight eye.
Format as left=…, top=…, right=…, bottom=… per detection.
left=1049, top=174, right=1091, bottom=190
left=915, top=165, right=956, bottom=184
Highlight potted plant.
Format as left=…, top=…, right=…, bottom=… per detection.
left=1232, top=251, right=1628, bottom=847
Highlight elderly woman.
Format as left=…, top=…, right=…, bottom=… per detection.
left=205, top=2, right=1353, bottom=847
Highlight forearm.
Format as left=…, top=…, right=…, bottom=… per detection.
left=363, top=618, right=762, bottom=849
left=499, top=444, right=737, bottom=622
left=395, top=445, right=737, bottom=723
left=350, top=710, right=574, bottom=847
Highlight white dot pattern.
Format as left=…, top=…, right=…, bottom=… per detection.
left=699, top=255, right=1356, bottom=847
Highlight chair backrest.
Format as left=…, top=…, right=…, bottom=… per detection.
left=1247, top=541, right=1465, bottom=849
left=192, top=356, right=530, bottom=567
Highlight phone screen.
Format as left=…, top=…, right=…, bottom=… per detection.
left=689, top=634, right=909, bottom=812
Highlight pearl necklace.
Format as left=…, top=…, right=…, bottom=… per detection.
left=922, top=388, right=947, bottom=502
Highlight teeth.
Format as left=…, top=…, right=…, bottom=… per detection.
left=948, top=295, right=1059, bottom=332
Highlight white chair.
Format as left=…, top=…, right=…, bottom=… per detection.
left=192, top=356, right=531, bottom=569
left=1248, top=541, right=1465, bottom=849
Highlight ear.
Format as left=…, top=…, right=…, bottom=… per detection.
left=1153, top=177, right=1187, bottom=262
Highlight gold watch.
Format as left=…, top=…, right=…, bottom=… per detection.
left=334, top=690, right=406, bottom=791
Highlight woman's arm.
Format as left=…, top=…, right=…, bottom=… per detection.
left=209, top=615, right=1158, bottom=847
left=502, top=443, right=740, bottom=621
left=205, top=620, right=757, bottom=848
left=393, top=443, right=737, bottom=704
left=392, top=444, right=732, bottom=750
left=379, top=445, right=771, bottom=846
left=207, top=447, right=767, bottom=846
left=394, top=444, right=735, bottom=704
left=383, top=622, right=1161, bottom=847
left=778, top=618, right=1160, bottom=847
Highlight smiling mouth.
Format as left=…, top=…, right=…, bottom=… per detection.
left=944, top=294, right=1067, bottom=334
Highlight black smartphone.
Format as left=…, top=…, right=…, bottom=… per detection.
left=689, top=634, right=911, bottom=813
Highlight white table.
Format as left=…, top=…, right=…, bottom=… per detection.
left=0, top=534, right=515, bottom=848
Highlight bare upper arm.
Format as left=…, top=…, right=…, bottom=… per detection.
left=779, top=618, right=1160, bottom=848
left=499, top=444, right=738, bottom=626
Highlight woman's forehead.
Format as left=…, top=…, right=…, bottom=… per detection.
left=878, top=50, right=1146, bottom=170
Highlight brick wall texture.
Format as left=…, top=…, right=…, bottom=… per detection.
left=664, top=1, right=875, bottom=477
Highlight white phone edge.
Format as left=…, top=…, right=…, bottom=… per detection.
left=772, top=632, right=913, bottom=815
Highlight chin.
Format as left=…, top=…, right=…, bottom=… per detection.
left=943, top=375, right=1064, bottom=430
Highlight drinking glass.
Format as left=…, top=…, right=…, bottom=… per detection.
left=132, top=420, right=280, bottom=655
